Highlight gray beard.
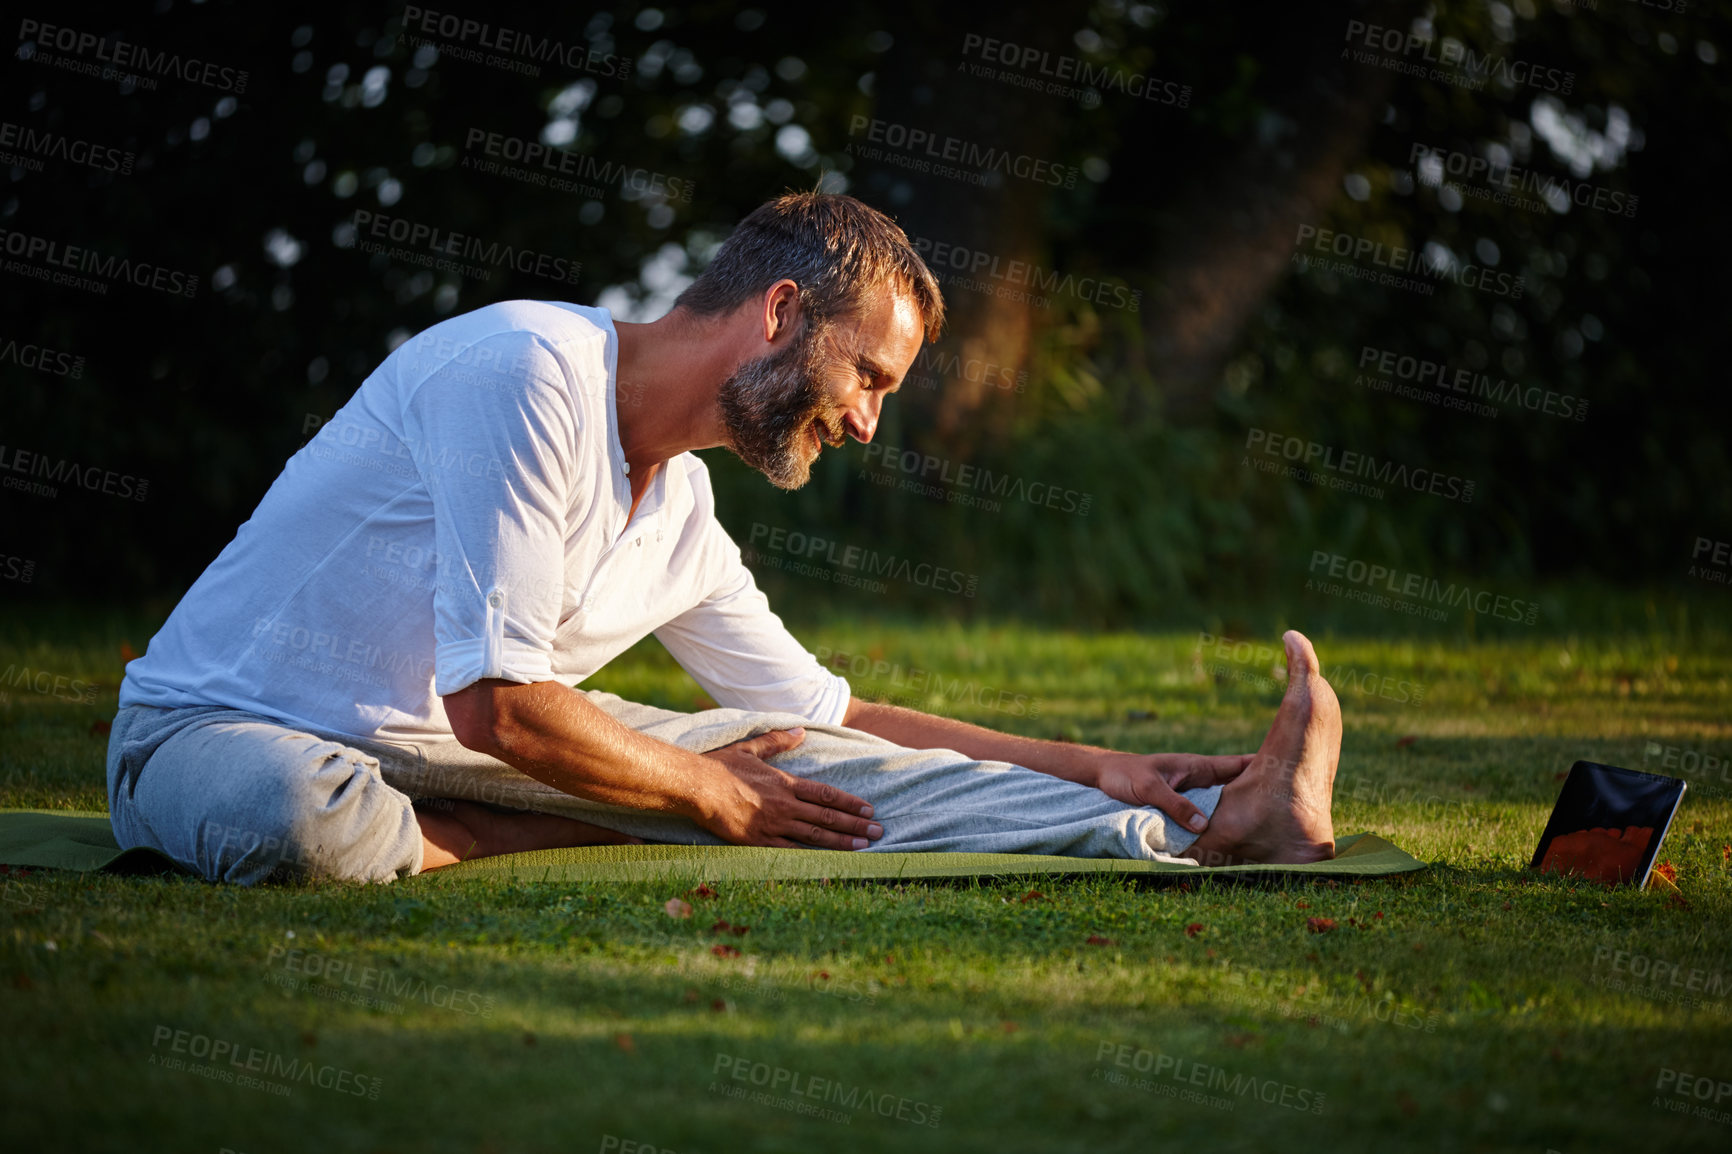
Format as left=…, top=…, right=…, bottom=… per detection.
left=716, top=325, right=843, bottom=490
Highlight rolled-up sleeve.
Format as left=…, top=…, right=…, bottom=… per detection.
left=654, top=528, right=851, bottom=726
left=400, top=333, right=578, bottom=696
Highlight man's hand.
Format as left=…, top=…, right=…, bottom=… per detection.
left=697, top=727, right=884, bottom=850
left=1093, top=752, right=1254, bottom=833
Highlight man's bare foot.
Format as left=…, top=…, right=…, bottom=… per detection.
left=417, top=799, right=644, bottom=870
left=1184, top=631, right=1341, bottom=866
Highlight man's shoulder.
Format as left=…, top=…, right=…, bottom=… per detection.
left=396, top=300, right=612, bottom=385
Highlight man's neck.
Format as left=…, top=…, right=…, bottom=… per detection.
left=612, top=308, right=740, bottom=473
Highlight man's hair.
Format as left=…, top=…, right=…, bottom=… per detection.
left=672, top=191, right=945, bottom=343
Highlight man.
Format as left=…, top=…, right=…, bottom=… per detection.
left=109, top=192, right=1341, bottom=884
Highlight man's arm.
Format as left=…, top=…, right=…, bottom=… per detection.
left=444, top=679, right=882, bottom=849
left=839, top=697, right=1249, bottom=834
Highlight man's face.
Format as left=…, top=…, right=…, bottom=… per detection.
left=718, top=292, right=924, bottom=490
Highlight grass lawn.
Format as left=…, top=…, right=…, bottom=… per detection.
left=2, top=603, right=1730, bottom=1153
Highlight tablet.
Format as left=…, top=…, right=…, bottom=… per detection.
left=1530, top=760, right=1688, bottom=887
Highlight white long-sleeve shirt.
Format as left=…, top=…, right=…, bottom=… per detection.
left=120, top=300, right=851, bottom=742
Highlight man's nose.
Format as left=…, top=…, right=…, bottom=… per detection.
left=843, top=395, right=880, bottom=443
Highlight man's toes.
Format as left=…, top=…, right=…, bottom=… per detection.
left=1282, top=630, right=1322, bottom=678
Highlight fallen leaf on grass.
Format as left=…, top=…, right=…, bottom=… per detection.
left=711, top=944, right=741, bottom=958
left=688, top=884, right=718, bottom=899
left=1001, top=1021, right=1020, bottom=1033
left=614, top=1033, right=635, bottom=1054
left=1294, top=901, right=1310, bottom=909
left=1306, top=917, right=1338, bottom=934
left=1395, top=735, right=1417, bottom=749
left=1184, top=923, right=1204, bottom=938
left=711, top=999, right=728, bottom=1013
left=708, top=920, right=750, bottom=936
left=120, top=642, right=137, bottom=663
left=1654, top=861, right=1678, bottom=884
left=1019, top=890, right=1046, bottom=903
left=664, top=898, right=692, bottom=919
left=1086, top=935, right=1116, bottom=946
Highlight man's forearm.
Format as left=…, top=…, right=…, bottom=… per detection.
left=447, top=679, right=734, bottom=822
left=840, top=697, right=1103, bottom=787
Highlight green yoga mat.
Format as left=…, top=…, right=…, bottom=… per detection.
left=0, top=808, right=1427, bottom=883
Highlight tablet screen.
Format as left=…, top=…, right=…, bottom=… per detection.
left=1530, top=760, right=1688, bottom=887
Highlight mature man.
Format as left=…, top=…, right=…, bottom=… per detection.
left=109, top=192, right=1341, bottom=884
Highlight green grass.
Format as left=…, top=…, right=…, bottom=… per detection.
left=3, top=603, right=1730, bottom=1153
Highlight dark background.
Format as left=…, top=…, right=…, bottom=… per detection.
left=3, top=0, right=1726, bottom=629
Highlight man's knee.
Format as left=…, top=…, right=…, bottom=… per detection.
left=197, top=740, right=397, bottom=884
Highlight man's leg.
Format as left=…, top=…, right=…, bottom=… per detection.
left=363, top=629, right=1340, bottom=865
left=379, top=694, right=1224, bottom=862
left=105, top=704, right=634, bottom=882
left=108, top=704, right=425, bottom=884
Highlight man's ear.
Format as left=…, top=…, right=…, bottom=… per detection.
left=760, top=279, right=801, bottom=346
